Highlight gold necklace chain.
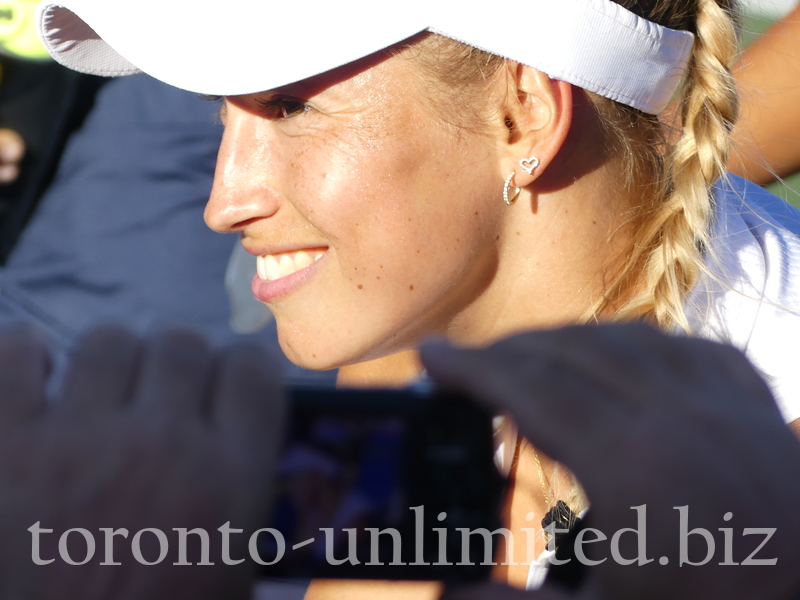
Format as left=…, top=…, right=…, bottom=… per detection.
left=532, top=447, right=551, bottom=507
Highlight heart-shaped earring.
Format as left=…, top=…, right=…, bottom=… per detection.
left=520, top=156, right=540, bottom=175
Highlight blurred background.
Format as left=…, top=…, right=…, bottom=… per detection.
left=741, top=0, right=800, bottom=206
left=0, top=0, right=335, bottom=386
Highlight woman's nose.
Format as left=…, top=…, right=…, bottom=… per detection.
left=205, top=107, right=282, bottom=233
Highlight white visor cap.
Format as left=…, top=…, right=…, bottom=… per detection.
left=37, top=0, right=695, bottom=115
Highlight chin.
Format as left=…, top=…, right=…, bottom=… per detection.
left=276, top=330, right=356, bottom=372
left=276, top=325, right=407, bottom=373
left=279, top=342, right=336, bottom=371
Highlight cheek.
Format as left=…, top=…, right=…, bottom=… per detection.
left=303, top=138, right=465, bottom=268
left=298, top=112, right=497, bottom=249
left=274, top=110, right=503, bottom=364
left=308, top=130, right=499, bottom=308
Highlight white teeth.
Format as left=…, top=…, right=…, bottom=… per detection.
left=278, top=253, right=294, bottom=278
left=256, top=255, right=267, bottom=280
left=264, top=255, right=280, bottom=281
left=294, top=250, right=313, bottom=270
left=256, top=250, right=326, bottom=281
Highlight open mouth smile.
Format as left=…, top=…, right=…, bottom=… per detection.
left=251, top=247, right=328, bottom=303
left=256, top=249, right=326, bottom=281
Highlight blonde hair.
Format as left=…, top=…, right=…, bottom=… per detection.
left=592, top=0, right=741, bottom=331
left=409, top=0, right=742, bottom=514
left=409, top=0, right=741, bottom=332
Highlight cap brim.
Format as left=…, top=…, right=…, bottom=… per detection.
left=38, top=0, right=695, bottom=115
left=38, top=0, right=430, bottom=96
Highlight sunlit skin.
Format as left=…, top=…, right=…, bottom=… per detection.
left=208, top=53, right=503, bottom=370
left=204, top=40, right=645, bottom=596
left=206, top=45, right=637, bottom=374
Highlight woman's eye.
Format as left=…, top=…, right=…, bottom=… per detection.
left=256, top=96, right=309, bottom=119
left=279, top=99, right=308, bottom=118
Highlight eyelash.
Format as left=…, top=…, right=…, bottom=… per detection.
left=254, top=96, right=310, bottom=119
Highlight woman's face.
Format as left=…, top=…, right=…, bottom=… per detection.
left=206, top=51, right=507, bottom=369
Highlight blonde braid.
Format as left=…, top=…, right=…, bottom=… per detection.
left=566, top=0, right=742, bottom=516
left=605, top=0, right=740, bottom=330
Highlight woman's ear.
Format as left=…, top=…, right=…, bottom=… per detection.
left=500, top=63, right=573, bottom=188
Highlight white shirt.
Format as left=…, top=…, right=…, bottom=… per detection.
left=687, top=175, right=800, bottom=424
left=519, top=176, right=800, bottom=588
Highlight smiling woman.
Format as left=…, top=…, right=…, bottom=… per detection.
left=208, top=51, right=516, bottom=369
left=35, top=0, right=800, bottom=596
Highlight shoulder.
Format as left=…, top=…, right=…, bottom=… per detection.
left=706, top=174, right=800, bottom=300
left=712, top=174, right=800, bottom=237
left=689, top=175, right=800, bottom=424
left=714, top=174, right=800, bottom=238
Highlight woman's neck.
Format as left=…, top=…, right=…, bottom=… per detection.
left=336, top=349, right=423, bottom=388
left=446, top=157, right=640, bottom=347
left=336, top=162, right=641, bottom=387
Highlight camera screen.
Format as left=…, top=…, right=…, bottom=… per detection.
left=262, top=414, right=407, bottom=571
left=255, top=388, right=504, bottom=580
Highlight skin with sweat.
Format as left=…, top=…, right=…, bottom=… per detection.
left=206, top=43, right=800, bottom=598
left=205, top=47, right=637, bottom=374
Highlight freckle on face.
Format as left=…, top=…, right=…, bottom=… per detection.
left=229, top=53, right=503, bottom=369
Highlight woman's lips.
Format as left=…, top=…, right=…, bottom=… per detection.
left=251, top=248, right=327, bottom=302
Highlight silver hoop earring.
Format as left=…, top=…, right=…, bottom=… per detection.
left=503, top=171, right=520, bottom=206
left=504, top=157, right=540, bottom=205
left=519, top=156, right=540, bottom=175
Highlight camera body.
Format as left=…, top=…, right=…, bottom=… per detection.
left=257, top=387, right=507, bottom=581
